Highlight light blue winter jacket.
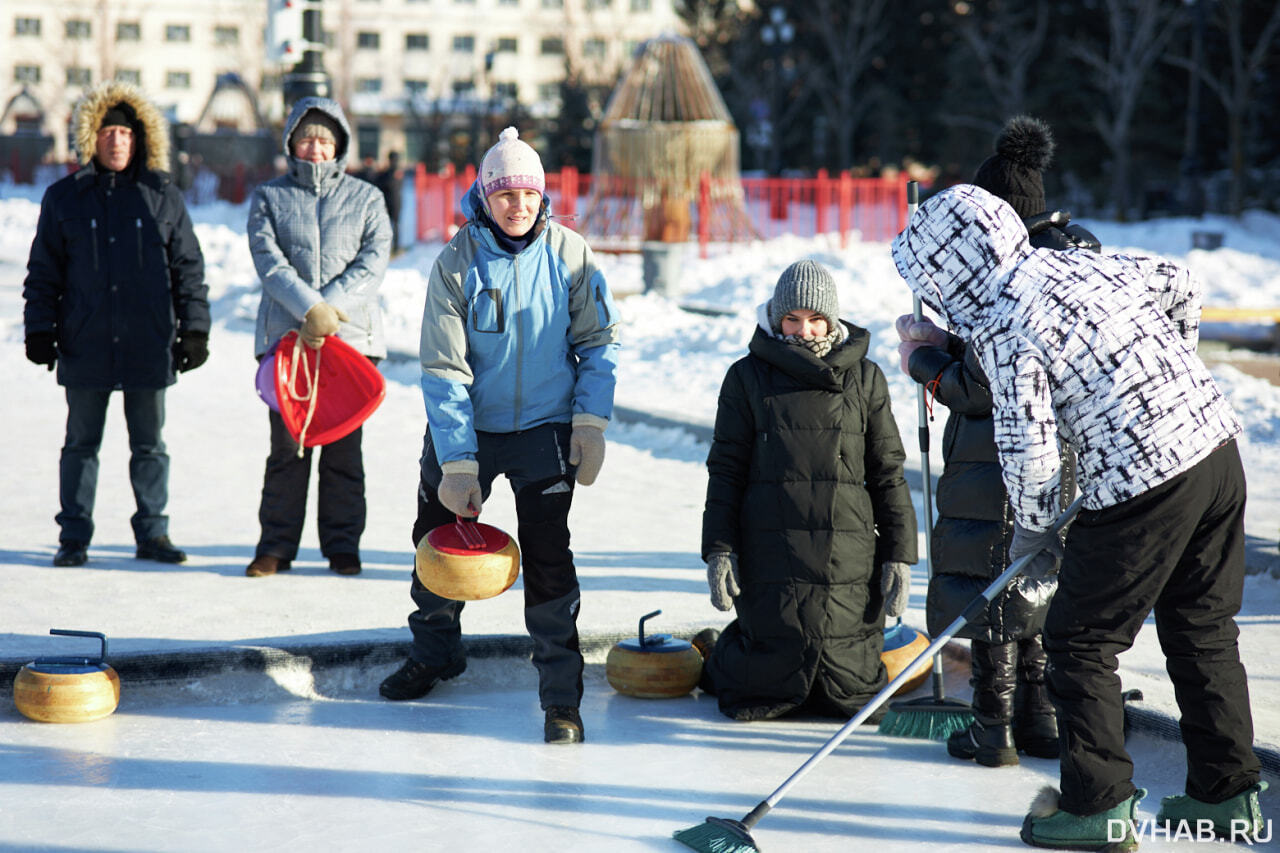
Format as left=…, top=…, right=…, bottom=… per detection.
left=248, top=97, right=391, bottom=358
left=419, top=181, right=620, bottom=464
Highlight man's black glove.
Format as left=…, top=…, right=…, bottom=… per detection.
left=25, top=331, right=57, bottom=371
left=1009, top=522, right=1066, bottom=580
left=173, top=330, right=209, bottom=373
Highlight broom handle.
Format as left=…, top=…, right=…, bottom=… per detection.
left=903, top=179, right=947, bottom=700
left=738, top=497, right=1084, bottom=831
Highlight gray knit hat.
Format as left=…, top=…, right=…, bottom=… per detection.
left=767, top=260, right=840, bottom=334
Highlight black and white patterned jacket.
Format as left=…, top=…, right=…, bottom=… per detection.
left=891, top=184, right=1240, bottom=530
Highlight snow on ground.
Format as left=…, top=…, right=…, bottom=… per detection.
left=0, top=188, right=1278, bottom=850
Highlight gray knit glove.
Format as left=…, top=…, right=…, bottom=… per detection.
left=569, top=425, right=605, bottom=486
left=438, top=462, right=483, bottom=517
left=1010, top=522, right=1065, bottom=580
left=706, top=553, right=741, bottom=612
left=881, top=561, right=911, bottom=618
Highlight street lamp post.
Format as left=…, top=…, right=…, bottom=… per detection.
left=760, top=6, right=794, bottom=177
left=283, top=4, right=331, bottom=112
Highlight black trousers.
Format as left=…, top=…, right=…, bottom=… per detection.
left=255, top=409, right=366, bottom=560
left=1045, top=440, right=1259, bottom=814
left=406, top=422, right=583, bottom=709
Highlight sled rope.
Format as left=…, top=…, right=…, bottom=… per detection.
left=285, top=341, right=322, bottom=457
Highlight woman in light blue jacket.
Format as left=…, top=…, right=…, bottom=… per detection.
left=380, top=128, right=620, bottom=747
left=244, top=97, right=391, bottom=578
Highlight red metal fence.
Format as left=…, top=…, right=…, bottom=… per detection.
left=414, top=163, right=907, bottom=256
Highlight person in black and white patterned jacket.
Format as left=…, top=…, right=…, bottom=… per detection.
left=892, top=184, right=1265, bottom=850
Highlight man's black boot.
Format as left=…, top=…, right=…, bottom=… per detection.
left=544, top=706, right=584, bottom=744
left=379, top=657, right=466, bottom=701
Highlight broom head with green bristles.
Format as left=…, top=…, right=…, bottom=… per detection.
left=877, top=693, right=973, bottom=740
left=673, top=816, right=760, bottom=852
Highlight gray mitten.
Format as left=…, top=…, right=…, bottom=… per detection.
left=881, top=561, right=911, bottom=618
left=438, top=462, right=483, bottom=517
left=1010, top=522, right=1066, bottom=580
left=706, top=552, right=741, bottom=612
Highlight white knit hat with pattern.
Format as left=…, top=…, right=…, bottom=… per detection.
left=480, top=127, right=545, bottom=199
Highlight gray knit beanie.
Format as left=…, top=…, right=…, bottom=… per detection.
left=767, top=260, right=841, bottom=334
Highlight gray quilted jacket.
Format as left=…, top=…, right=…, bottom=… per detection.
left=248, top=97, right=391, bottom=358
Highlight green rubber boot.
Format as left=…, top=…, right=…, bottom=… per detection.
left=1020, top=786, right=1146, bottom=851
left=1155, top=780, right=1268, bottom=842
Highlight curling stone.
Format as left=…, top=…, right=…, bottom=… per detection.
left=881, top=622, right=933, bottom=696
left=13, top=629, right=120, bottom=724
left=415, top=515, right=520, bottom=601
left=606, top=610, right=703, bottom=699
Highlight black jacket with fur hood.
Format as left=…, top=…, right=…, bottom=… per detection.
left=23, top=82, right=209, bottom=390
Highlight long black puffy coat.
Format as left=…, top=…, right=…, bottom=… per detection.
left=906, top=213, right=1093, bottom=643
left=23, top=83, right=208, bottom=390
left=702, top=321, right=918, bottom=720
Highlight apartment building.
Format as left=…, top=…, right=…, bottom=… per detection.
left=1, top=0, right=683, bottom=166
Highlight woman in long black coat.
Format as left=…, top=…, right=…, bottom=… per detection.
left=701, top=260, right=918, bottom=721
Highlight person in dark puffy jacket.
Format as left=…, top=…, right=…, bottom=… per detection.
left=699, top=259, right=918, bottom=722
left=895, top=116, right=1097, bottom=768
left=23, top=81, right=209, bottom=568
left=244, top=97, right=391, bottom=579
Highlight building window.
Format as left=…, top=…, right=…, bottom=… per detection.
left=455, top=0, right=477, bottom=5
left=66, top=67, right=92, bottom=86
left=166, top=70, right=191, bottom=89
left=214, top=25, right=239, bottom=45
left=356, top=31, right=380, bottom=49
left=541, top=0, right=563, bottom=7
left=498, top=0, right=519, bottom=5
left=355, top=77, right=383, bottom=93
left=585, top=0, right=612, bottom=8
left=115, top=68, right=141, bottom=85
left=539, top=37, right=563, bottom=55
left=322, top=31, right=335, bottom=48
left=14, top=65, right=41, bottom=84
left=357, top=125, right=380, bottom=158
left=537, top=82, right=559, bottom=102
left=166, top=24, right=191, bottom=42
left=14, top=17, right=41, bottom=36
left=66, top=19, right=91, bottom=39
left=405, top=33, right=429, bottom=50
left=583, top=37, right=606, bottom=59
left=630, top=0, right=651, bottom=10
left=624, top=39, right=642, bottom=58
left=452, top=35, right=474, bottom=53
left=495, top=37, right=517, bottom=53
left=493, top=82, right=518, bottom=100
left=117, top=21, right=141, bottom=40
left=452, top=80, right=476, bottom=96
left=405, top=79, right=429, bottom=96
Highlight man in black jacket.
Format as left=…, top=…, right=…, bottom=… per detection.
left=23, top=81, right=210, bottom=568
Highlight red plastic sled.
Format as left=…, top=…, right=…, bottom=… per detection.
left=268, top=330, right=386, bottom=448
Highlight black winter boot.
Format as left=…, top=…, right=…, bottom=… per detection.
left=947, top=639, right=1018, bottom=767
left=544, top=706, right=584, bottom=744
left=1013, top=634, right=1059, bottom=759
left=379, top=657, right=466, bottom=701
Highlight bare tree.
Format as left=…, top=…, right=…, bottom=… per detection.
left=805, top=0, right=890, bottom=170
left=942, top=0, right=1050, bottom=136
left=1069, top=0, right=1184, bottom=220
left=1168, top=0, right=1280, bottom=216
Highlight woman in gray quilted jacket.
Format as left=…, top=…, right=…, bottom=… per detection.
left=244, top=97, right=392, bottom=578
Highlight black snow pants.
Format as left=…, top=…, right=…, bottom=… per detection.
left=1045, top=439, right=1260, bottom=815
left=407, top=422, right=583, bottom=710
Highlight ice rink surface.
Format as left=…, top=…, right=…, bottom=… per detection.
left=1, top=661, right=1276, bottom=853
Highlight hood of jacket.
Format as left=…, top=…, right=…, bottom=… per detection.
left=281, top=97, right=352, bottom=190
left=72, top=81, right=169, bottom=173
left=890, top=184, right=1032, bottom=340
